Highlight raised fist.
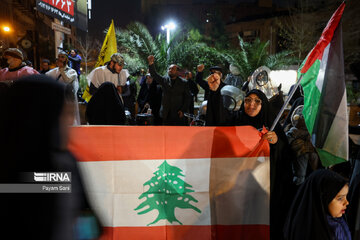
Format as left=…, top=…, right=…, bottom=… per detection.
left=207, top=72, right=221, bottom=91
left=197, top=64, right=205, bottom=72
left=148, top=55, right=155, bottom=65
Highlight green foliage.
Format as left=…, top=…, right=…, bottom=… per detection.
left=134, top=160, right=201, bottom=226
left=222, top=36, right=297, bottom=80
left=346, top=83, right=360, bottom=104
left=116, top=22, right=227, bottom=75
left=79, top=74, right=88, bottom=92
left=122, top=52, right=147, bottom=75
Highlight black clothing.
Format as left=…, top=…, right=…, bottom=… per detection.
left=0, top=75, right=99, bottom=240
left=39, top=69, right=50, bottom=74
left=122, top=79, right=137, bottom=119
left=137, top=79, right=163, bottom=125
left=347, top=158, right=360, bottom=239
left=195, top=71, right=210, bottom=100
left=86, top=82, right=126, bottom=125
left=205, top=81, right=230, bottom=126
left=206, top=88, right=295, bottom=239
left=283, top=97, right=304, bottom=130
left=288, top=84, right=303, bottom=106
left=137, top=80, right=159, bottom=112
left=149, top=64, right=190, bottom=125
left=284, top=169, right=349, bottom=240
left=188, top=78, right=199, bottom=114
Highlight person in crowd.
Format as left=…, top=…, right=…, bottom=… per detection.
left=137, top=73, right=156, bottom=113
left=0, top=48, right=39, bottom=81
left=283, top=84, right=304, bottom=130
left=195, top=64, right=222, bottom=101
left=138, top=68, right=147, bottom=85
left=205, top=73, right=296, bottom=239
left=46, top=51, right=80, bottom=125
left=137, top=73, right=162, bottom=125
left=286, top=113, right=320, bottom=185
left=121, top=77, right=137, bottom=121
left=147, top=55, right=190, bottom=125
left=0, top=75, right=101, bottom=239
left=68, top=49, right=82, bottom=78
left=185, top=71, right=199, bottom=115
left=224, top=64, right=244, bottom=88
left=87, top=53, right=129, bottom=96
left=347, top=136, right=360, bottom=239
left=284, top=169, right=351, bottom=240
left=86, top=82, right=126, bottom=125
left=39, top=58, right=51, bottom=74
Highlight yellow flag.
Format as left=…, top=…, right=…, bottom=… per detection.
left=82, top=85, right=92, bottom=103
left=95, top=20, right=117, bottom=68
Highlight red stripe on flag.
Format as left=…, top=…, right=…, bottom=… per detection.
left=99, top=225, right=269, bottom=240
left=68, top=126, right=269, bottom=162
left=300, top=2, right=345, bottom=73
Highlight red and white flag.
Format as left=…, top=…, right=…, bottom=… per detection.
left=69, top=126, right=270, bottom=240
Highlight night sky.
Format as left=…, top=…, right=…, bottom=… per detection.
left=85, top=0, right=294, bottom=40
left=87, top=0, right=142, bottom=39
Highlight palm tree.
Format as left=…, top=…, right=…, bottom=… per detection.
left=222, top=36, right=297, bottom=81
left=116, top=22, right=227, bottom=75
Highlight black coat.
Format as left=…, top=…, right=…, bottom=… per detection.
left=149, top=64, right=190, bottom=125
left=137, top=80, right=159, bottom=112
left=195, top=71, right=210, bottom=100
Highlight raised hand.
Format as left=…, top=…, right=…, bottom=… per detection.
left=207, top=72, right=221, bottom=91
left=148, top=55, right=155, bottom=65
left=197, top=64, right=205, bottom=73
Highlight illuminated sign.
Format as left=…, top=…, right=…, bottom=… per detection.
left=36, top=0, right=88, bottom=31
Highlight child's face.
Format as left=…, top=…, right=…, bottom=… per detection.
left=328, top=184, right=349, bottom=218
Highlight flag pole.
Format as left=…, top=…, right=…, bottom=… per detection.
left=269, top=74, right=303, bottom=131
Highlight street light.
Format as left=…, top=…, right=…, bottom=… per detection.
left=161, top=21, right=176, bottom=44
left=3, top=26, right=11, bottom=32
left=2, top=25, right=12, bottom=47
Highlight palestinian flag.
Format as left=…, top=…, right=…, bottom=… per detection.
left=69, top=126, right=270, bottom=240
left=299, top=2, right=347, bottom=167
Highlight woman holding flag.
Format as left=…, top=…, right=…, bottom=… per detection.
left=205, top=73, right=296, bottom=239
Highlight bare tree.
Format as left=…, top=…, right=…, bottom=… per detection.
left=277, top=0, right=360, bottom=66
left=77, top=34, right=101, bottom=75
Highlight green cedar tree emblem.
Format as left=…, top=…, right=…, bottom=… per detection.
left=134, top=160, right=201, bottom=225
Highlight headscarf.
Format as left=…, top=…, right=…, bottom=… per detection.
left=86, top=81, right=126, bottom=125
left=236, top=89, right=273, bottom=129
left=284, top=169, right=349, bottom=240
left=0, top=75, right=65, bottom=179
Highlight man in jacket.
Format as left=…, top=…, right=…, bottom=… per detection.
left=148, top=55, right=190, bottom=125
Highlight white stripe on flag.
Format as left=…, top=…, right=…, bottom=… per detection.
left=78, top=156, right=269, bottom=227
left=78, top=158, right=211, bottom=227
left=322, top=91, right=348, bottom=161
left=316, top=43, right=330, bottom=92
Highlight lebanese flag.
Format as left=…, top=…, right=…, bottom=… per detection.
left=299, top=1, right=347, bottom=166
left=69, top=126, right=270, bottom=240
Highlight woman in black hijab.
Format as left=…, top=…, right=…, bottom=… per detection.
left=284, top=169, right=351, bottom=240
left=236, top=89, right=296, bottom=240
left=0, top=75, right=100, bottom=240
left=206, top=73, right=296, bottom=239
left=86, top=81, right=126, bottom=125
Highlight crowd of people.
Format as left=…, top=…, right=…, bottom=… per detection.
left=0, top=47, right=359, bottom=239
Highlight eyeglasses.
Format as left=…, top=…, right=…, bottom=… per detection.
left=244, top=97, right=262, bottom=105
